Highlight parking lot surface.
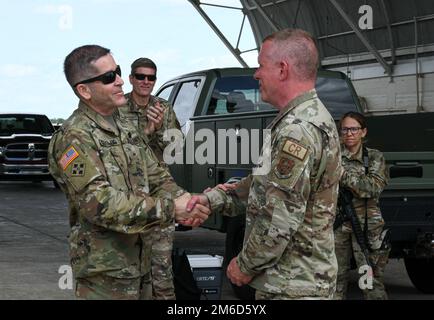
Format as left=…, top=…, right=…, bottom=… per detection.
left=0, top=181, right=433, bottom=300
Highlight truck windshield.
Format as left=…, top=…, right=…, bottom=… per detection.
left=0, top=114, right=54, bottom=136
left=207, top=75, right=358, bottom=119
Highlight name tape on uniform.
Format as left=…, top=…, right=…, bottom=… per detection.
left=282, top=140, right=308, bottom=161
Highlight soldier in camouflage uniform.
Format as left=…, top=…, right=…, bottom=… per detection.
left=48, top=45, right=209, bottom=299
left=334, top=111, right=390, bottom=300
left=118, top=58, right=183, bottom=300
left=187, top=29, right=342, bottom=299
left=119, top=57, right=182, bottom=164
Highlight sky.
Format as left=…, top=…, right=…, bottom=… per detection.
left=0, top=0, right=258, bottom=119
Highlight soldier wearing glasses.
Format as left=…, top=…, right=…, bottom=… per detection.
left=48, top=45, right=209, bottom=299
left=118, top=58, right=182, bottom=300
left=334, top=111, right=390, bottom=300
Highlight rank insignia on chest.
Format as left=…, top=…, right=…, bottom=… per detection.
left=71, top=163, right=85, bottom=176
left=99, top=139, right=119, bottom=147
left=276, top=157, right=295, bottom=176
left=127, top=136, right=140, bottom=145
left=282, top=140, right=308, bottom=161
left=60, top=146, right=79, bottom=170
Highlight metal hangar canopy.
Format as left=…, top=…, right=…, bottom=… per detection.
left=188, top=0, right=434, bottom=74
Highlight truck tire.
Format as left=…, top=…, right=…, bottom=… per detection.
left=224, top=215, right=255, bottom=300
left=404, top=257, right=434, bottom=293
left=53, top=179, right=60, bottom=189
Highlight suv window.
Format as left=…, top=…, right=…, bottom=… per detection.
left=0, top=114, right=54, bottom=136
left=205, top=75, right=358, bottom=118
left=206, top=76, right=273, bottom=115
left=172, top=80, right=201, bottom=130
left=157, top=84, right=174, bottom=101
left=316, top=77, right=358, bottom=119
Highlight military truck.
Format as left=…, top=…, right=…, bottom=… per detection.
left=155, top=67, right=434, bottom=298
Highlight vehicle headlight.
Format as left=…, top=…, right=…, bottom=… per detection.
left=0, top=147, right=4, bottom=156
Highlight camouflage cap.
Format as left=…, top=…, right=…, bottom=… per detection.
left=130, top=57, right=157, bottom=75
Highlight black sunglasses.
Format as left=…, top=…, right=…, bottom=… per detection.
left=133, top=73, right=157, bottom=81
left=74, top=65, right=121, bottom=87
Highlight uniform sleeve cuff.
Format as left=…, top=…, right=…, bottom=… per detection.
left=236, top=255, right=258, bottom=277
left=159, top=198, right=175, bottom=224
left=205, top=189, right=226, bottom=212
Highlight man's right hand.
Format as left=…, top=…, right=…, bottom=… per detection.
left=177, top=194, right=211, bottom=227
left=204, top=183, right=237, bottom=194
left=174, top=193, right=210, bottom=225
left=186, top=194, right=210, bottom=212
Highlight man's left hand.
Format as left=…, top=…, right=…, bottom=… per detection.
left=146, top=101, right=164, bottom=131
left=227, top=257, right=253, bottom=286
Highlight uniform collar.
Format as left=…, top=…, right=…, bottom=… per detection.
left=78, top=101, right=119, bottom=135
left=125, top=92, right=155, bottom=113
left=267, top=89, right=317, bottom=130
left=282, top=89, right=318, bottom=115
left=342, top=143, right=364, bottom=163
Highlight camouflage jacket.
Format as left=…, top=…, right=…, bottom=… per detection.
left=206, top=90, right=342, bottom=298
left=340, top=145, right=388, bottom=234
left=118, top=93, right=182, bottom=162
left=48, top=101, right=184, bottom=279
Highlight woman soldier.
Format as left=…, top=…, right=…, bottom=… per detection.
left=334, top=111, right=390, bottom=300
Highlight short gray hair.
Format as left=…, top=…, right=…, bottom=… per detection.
left=64, top=45, right=111, bottom=87
left=263, top=28, right=319, bottom=81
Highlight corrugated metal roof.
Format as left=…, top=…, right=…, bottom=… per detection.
left=241, top=0, right=434, bottom=67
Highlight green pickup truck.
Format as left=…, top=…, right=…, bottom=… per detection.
left=156, top=67, right=434, bottom=298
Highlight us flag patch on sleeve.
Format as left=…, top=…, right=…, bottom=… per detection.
left=60, top=146, right=80, bottom=170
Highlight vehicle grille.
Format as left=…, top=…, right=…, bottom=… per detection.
left=3, top=142, right=49, bottom=161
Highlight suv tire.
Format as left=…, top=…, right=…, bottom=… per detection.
left=404, top=257, right=434, bottom=293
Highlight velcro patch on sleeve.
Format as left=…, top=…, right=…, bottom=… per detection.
left=60, top=146, right=80, bottom=170
left=282, top=140, right=308, bottom=161
left=276, top=157, right=295, bottom=176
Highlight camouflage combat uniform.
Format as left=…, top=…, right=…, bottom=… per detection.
left=118, top=93, right=182, bottom=300
left=334, top=145, right=390, bottom=300
left=206, top=90, right=342, bottom=299
left=48, top=101, right=184, bottom=300
left=120, top=93, right=182, bottom=163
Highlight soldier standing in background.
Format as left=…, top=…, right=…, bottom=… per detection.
left=334, top=111, right=390, bottom=300
left=120, top=57, right=182, bottom=163
left=187, top=28, right=342, bottom=299
left=118, top=57, right=183, bottom=300
left=49, top=45, right=209, bottom=299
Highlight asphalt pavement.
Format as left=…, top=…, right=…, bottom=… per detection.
left=0, top=181, right=433, bottom=300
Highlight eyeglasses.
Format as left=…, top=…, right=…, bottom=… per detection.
left=74, top=65, right=121, bottom=87
left=133, top=73, right=157, bottom=81
left=341, top=127, right=362, bottom=134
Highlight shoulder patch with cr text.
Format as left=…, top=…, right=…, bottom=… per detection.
left=282, top=140, right=308, bottom=161
left=60, top=146, right=80, bottom=170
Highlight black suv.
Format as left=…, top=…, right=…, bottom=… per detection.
left=0, top=113, right=55, bottom=182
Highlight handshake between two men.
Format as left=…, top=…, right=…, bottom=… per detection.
left=172, top=184, right=254, bottom=287
left=173, top=192, right=211, bottom=228
left=173, top=183, right=235, bottom=227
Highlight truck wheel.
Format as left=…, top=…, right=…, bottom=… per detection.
left=224, top=215, right=255, bottom=300
left=53, top=179, right=60, bottom=189
left=404, top=257, right=434, bottom=293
